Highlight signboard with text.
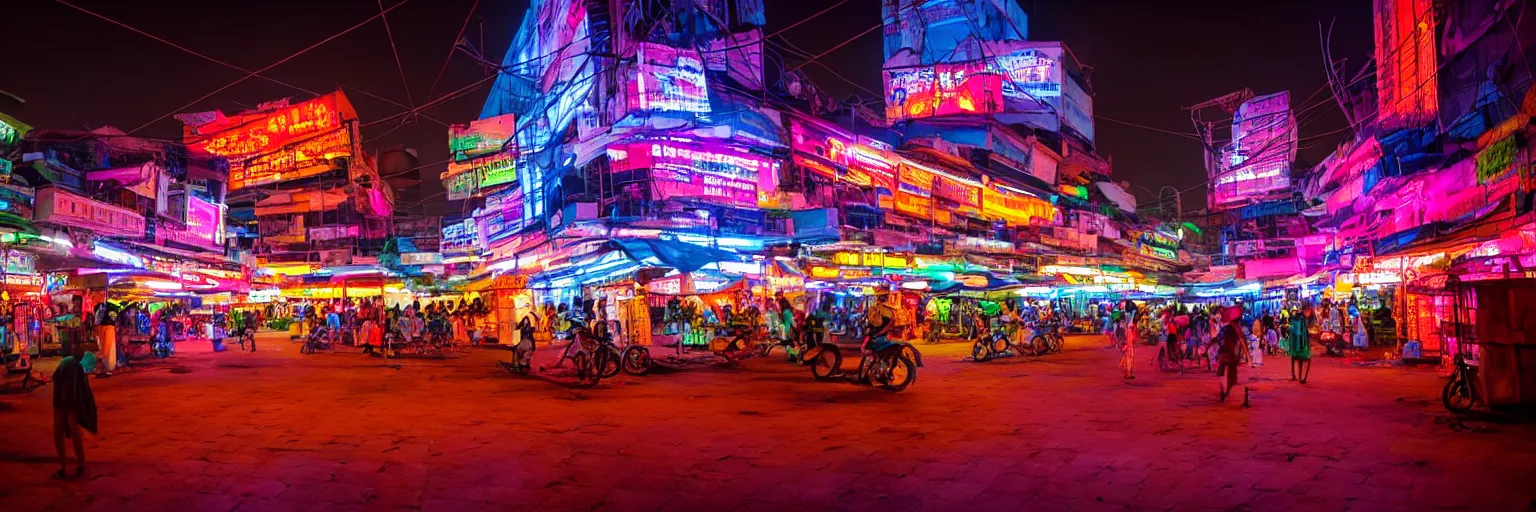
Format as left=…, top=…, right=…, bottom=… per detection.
left=183, top=92, right=358, bottom=191
left=607, top=141, right=771, bottom=208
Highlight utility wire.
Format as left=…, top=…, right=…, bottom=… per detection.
left=376, top=0, right=415, bottom=109
left=54, top=0, right=318, bottom=96
left=426, top=0, right=480, bottom=101
left=338, top=83, right=448, bottom=126
left=785, top=23, right=882, bottom=74
left=765, top=0, right=852, bottom=40
left=1095, top=115, right=1204, bottom=140
left=128, top=0, right=412, bottom=135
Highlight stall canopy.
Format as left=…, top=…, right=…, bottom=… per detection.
left=609, top=238, right=745, bottom=274
left=930, top=272, right=1024, bottom=295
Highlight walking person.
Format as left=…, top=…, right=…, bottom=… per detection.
left=1118, top=300, right=1137, bottom=380
left=1288, top=306, right=1313, bottom=383
left=51, top=340, right=98, bottom=479
left=1216, top=306, right=1251, bottom=406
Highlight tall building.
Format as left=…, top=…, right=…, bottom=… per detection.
left=179, top=91, right=394, bottom=268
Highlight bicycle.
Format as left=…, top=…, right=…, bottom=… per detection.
left=1443, top=353, right=1481, bottom=414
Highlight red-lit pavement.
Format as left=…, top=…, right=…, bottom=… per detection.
left=2, top=332, right=1532, bottom=511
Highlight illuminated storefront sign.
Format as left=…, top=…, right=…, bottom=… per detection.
left=1137, top=244, right=1179, bottom=262
left=441, top=217, right=479, bottom=253
left=628, top=43, right=710, bottom=113
left=981, top=186, right=1057, bottom=227
left=400, top=252, right=444, bottom=265
left=0, top=182, right=35, bottom=219
left=894, top=162, right=936, bottom=218
left=1475, top=136, right=1518, bottom=185
left=831, top=252, right=909, bottom=269
left=186, top=92, right=356, bottom=191
left=932, top=173, right=980, bottom=214
left=883, top=60, right=1004, bottom=121
left=607, top=141, right=771, bottom=208
left=160, top=196, right=225, bottom=250
left=34, top=187, right=145, bottom=238
left=449, top=113, right=517, bottom=162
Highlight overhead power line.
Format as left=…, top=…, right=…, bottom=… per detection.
left=376, top=0, right=415, bottom=108
left=426, top=0, right=481, bottom=101
left=127, top=0, right=413, bottom=135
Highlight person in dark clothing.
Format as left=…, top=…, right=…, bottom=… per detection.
left=52, top=341, right=98, bottom=479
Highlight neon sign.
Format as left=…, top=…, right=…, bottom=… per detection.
left=186, top=93, right=357, bottom=190
left=449, top=113, right=517, bottom=162
left=229, top=128, right=352, bottom=190
left=884, top=61, right=1003, bottom=121
left=441, top=217, right=479, bottom=254
left=981, top=185, right=1057, bottom=227
left=608, top=141, right=771, bottom=208
left=628, top=43, right=709, bottom=113
left=160, top=196, right=224, bottom=250
left=893, top=163, right=936, bottom=218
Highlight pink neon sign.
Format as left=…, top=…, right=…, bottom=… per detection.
left=609, top=141, right=771, bottom=208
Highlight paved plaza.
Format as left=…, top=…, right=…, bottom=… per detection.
left=2, top=332, right=1533, bottom=511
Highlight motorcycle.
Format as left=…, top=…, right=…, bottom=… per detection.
left=806, top=335, right=922, bottom=392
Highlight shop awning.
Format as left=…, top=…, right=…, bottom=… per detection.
left=610, top=238, right=745, bottom=274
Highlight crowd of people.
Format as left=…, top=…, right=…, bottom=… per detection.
left=286, top=297, right=493, bottom=354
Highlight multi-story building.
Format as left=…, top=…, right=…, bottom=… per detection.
left=447, top=0, right=1179, bottom=311
left=179, top=91, right=394, bottom=270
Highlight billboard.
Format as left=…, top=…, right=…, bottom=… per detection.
left=627, top=43, right=710, bottom=114
left=607, top=141, right=773, bottom=208
left=449, top=113, right=517, bottom=162
left=161, top=196, right=225, bottom=250
left=443, top=152, right=516, bottom=200
left=884, top=61, right=1004, bottom=121
left=1211, top=92, right=1295, bottom=206
left=184, top=92, right=357, bottom=191
left=882, top=41, right=1093, bottom=142
left=440, top=216, right=479, bottom=254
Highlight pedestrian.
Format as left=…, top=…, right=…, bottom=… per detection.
left=1119, top=300, right=1136, bottom=380
left=1216, top=306, right=1250, bottom=406
left=51, top=340, right=98, bottom=479
left=1289, top=306, right=1313, bottom=383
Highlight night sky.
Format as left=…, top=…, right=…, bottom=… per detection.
left=2, top=0, right=1371, bottom=212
